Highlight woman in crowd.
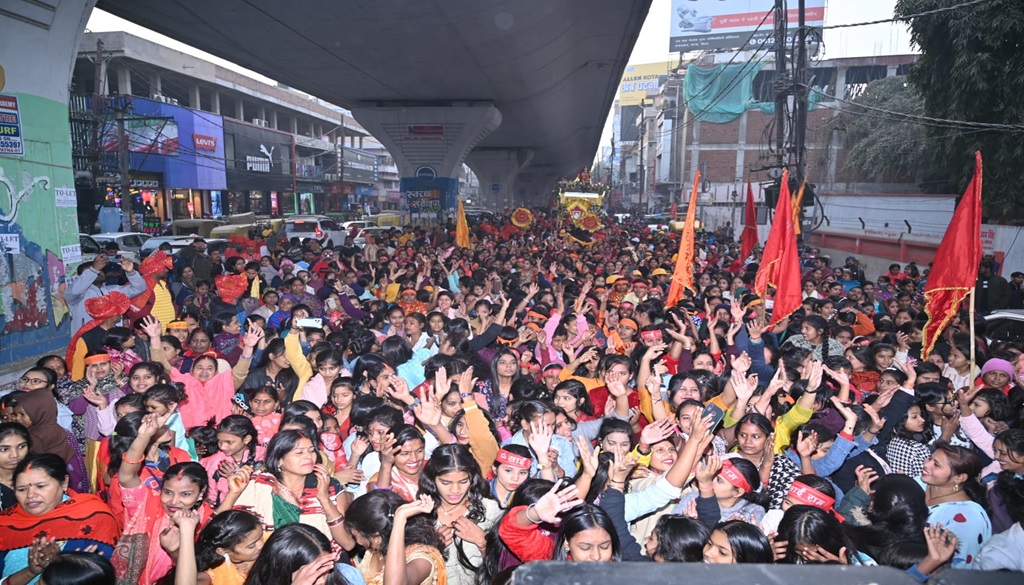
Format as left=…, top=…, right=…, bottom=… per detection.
left=0, top=454, right=120, bottom=585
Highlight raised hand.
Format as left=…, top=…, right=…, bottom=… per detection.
left=531, top=481, right=585, bottom=524
left=640, top=417, right=676, bottom=447
left=396, top=495, right=435, bottom=520
left=527, top=419, right=553, bottom=458
left=385, top=376, right=414, bottom=405
left=242, top=325, right=264, bottom=348
left=227, top=465, right=253, bottom=495
left=608, top=450, right=636, bottom=485
left=457, top=365, right=477, bottom=399
left=141, top=315, right=163, bottom=339
left=854, top=464, right=878, bottom=495
left=412, top=389, right=443, bottom=428
left=730, top=368, right=755, bottom=402
left=313, top=463, right=333, bottom=501
left=921, top=523, right=958, bottom=572
left=695, top=455, right=722, bottom=488
left=291, top=553, right=337, bottom=585
left=829, top=396, right=857, bottom=426
left=379, top=433, right=398, bottom=466
left=576, top=435, right=600, bottom=477
left=795, top=430, right=819, bottom=459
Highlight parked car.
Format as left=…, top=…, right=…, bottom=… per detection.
left=283, top=215, right=346, bottom=247
left=342, top=220, right=375, bottom=231
left=78, top=233, right=139, bottom=264
left=983, top=310, right=1024, bottom=344
left=353, top=226, right=396, bottom=248
left=139, top=236, right=227, bottom=259
left=91, top=232, right=151, bottom=256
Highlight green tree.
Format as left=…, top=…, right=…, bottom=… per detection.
left=830, top=76, right=928, bottom=180
left=896, top=0, right=1024, bottom=217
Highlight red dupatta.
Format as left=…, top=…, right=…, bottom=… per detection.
left=0, top=491, right=120, bottom=552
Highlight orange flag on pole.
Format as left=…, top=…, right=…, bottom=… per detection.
left=740, top=180, right=758, bottom=262
left=754, top=178, right=788, bottom=297
left=666, top=170, right=701, bottom=307
left=455, top=198, right=471, bottom=249
left=922, top=151, right=983, bottom=358
left=755, top=171, right=803, bottom=326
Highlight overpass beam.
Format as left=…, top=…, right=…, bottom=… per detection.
left=0, top=0, right=98, bottom=368
left=466, top=148, right=533, bottom=211
left=351, top=104, right=501, bottom=219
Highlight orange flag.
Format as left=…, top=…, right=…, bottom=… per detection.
left=755, top=171, right=803, bottom=326
left=922, top=151, right=983, bottom=357
left=455, top=198, right=471, bottom=249
left=740, top=180, right=758, bottom=262
left=666, top=170, right=700, bottom=307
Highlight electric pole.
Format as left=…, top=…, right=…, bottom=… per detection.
left=638, top=99, right=645, bottom=216
left=117, top=110, right=132, bottom=232
left=794, top=0, right=809, bottom=185
left=773, top=0, right=788, bottom=171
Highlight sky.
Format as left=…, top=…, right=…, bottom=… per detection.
left=87, top=1, right=915, bottom=154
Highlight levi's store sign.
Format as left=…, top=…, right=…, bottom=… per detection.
left=193, top=134, right=217, bottom=151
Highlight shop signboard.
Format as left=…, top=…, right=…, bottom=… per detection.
left=224, top=119, right=294, bottom=192
left=342, top=147, right=378, bottom=184
left=669, top=0, right=826, bottom=52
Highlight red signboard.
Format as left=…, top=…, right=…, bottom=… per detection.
left=401, top=125, right=445, bottom=141
left=193, top=134, right=218, bottom=151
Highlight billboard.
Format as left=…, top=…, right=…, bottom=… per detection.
left=669, top=0, right=826, bottom=52
left=101, top=117, right=179, bottom=156
left=342, top=147, right=378, bottom=184
left=618, top=62, right=675, bottom=107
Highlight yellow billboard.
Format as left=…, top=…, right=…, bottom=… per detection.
left=618, top=61, right=676, bottom=106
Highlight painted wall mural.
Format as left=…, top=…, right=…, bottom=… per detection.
left=0, top=93, right=82, bottom=363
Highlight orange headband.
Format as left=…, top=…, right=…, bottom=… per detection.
left=619, top=318, right=638, bottom=331
left=84, top=354, right=111, bottom=366
left=167, top=320, right=188, bottom=330
left=527, top=310, right=548, bottom=321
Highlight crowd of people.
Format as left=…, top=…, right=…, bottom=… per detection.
left=1, top=209, right=1023, bottom=585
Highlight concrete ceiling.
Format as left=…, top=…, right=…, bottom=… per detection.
left=95, top=0, right=652, bottom=199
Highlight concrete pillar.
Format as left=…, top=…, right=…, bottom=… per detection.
left=269, top=109, right=278, bottom=130
left=466, top=148, right=533, bottom=211
left=117, top=65, right=132, bottom=95
left=211, top=90, right=220, bottom=114
left=290, top=116, right=299, bottom=135
left=150, top=72, right=162, bottom=96
left=351, top=104, right=502, bottom=219
left=259, top=105, right=267, bottom=124
left=190, top=85, right=201, bottom=110
left=358, top=136, right=364, bottom=149
left=0, top=0, right=98, bottom=368
left=236, top=98, right=245, bottom=122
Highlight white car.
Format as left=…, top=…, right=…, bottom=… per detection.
left=78, top=233, right=139, bottom=264
left=353, top=226, right=396, bottom=249
left=283, top=215, right=346, bottom=247
left=91, top=232, right=151, bottom=256
left=139, top=236, right=228, bottom=259
left=983, top=310, right=1024, bottom=344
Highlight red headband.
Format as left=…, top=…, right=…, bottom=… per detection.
left=495, top=448, right=532, bottom=470
left=719, top=459, right=752, bottom=493
left=787, top=481, right=842, bottom=521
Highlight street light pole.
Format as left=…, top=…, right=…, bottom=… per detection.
left=638, top=99, right=645, bottom=216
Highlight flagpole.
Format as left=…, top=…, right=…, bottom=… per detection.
left=969, top=286, right=977, bottom=376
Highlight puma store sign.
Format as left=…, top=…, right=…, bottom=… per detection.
left=193, top=134, right=218, bottom=151
left=246, top=144, right=275, bottom=173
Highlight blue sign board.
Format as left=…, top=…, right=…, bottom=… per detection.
left=489, top=182, right=502, bottom=193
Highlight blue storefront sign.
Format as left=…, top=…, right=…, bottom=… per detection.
left=106, top=97, right=227, bottom=190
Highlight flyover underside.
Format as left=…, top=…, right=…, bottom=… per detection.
left=95, top=0, right=653, bottom=195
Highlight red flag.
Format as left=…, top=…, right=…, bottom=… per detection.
left=740, top=180, right=757, bottom=262
left=666, top=171, right=700, bottom=306
left=922, top=151, right=983, bottom=357
left=755, top=172, right=802, bottom=326
left=669, top=201, right=678, bottom=220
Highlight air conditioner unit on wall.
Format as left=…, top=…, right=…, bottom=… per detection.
left=251, top=118, right=267, bottom=127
